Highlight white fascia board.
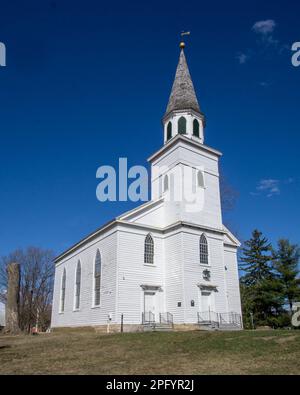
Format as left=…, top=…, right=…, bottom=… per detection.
left=148, top=135, right=222, bottom=163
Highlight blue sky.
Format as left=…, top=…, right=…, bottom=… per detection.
left=0, top=0, right=299, bottom=257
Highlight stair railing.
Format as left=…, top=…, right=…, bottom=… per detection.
left=142, top=311, right=155, bottom=325
left=159, top=312, right=174, bottom=328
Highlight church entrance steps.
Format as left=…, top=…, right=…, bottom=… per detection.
left=198, top=311, right=243, bottom=331
left=143, top=323, right=174, bottom=332
left=142, top=312, right=174, bottom=332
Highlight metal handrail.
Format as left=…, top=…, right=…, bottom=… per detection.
left=159, top=312, right=174, bottom=327
left=198, top=310, right=219, bottom=325
left=198, top=310, right=242, bottom=327
left=142, top=311, right=174, bottom=327
left=219, top=311, right=241, bottom=326
left=142, top=311, right=155, bottom=324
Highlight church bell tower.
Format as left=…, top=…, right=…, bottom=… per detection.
left=148, top=40, right=223, bottom=230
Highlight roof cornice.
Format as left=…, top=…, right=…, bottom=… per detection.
left=54, top=218, right=238, bottom=263
left=147, top=134, right=222, bottom=163
left=162, top=108, right=206, bottom=124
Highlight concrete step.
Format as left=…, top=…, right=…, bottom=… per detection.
left=219, top=325, right=242, bottom=331
left=198, top=321, right=242, bottom=331
left=199, top=325, right=219, bottom=331
left=143, top=324, right=173, bottom=332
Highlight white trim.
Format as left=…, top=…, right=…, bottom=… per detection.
left=140, top=284, right=162, bottom=291
left=148, top=134, right=222, bottom=163
left=117, top=198, right=164, bottom=221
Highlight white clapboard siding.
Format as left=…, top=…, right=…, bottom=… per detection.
left=51, top=230, right=118, bottom=327
left=224, top=246, right=242, bottom=315
left=182, top=230, right=228, bottom=321
left=51, top=224, right=241, bottom=328
left=164, top=232, right=185, bottom=323
left=150, top=141, right=223, bottom=230
left=117, top=229, right=164, bottom=324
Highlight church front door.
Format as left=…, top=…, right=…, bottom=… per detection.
left=144, top=291, right=157, bottom=322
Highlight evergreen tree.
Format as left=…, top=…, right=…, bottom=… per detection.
left=239, top=230, right=283, bottom=327
left=239, top=229, right=272, bottom=285
left=272, top=239, right=300, bottom=315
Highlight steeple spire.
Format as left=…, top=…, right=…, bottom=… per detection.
left=165, top=44, right=201, bottom=117
left=163, top=42, right=205, bottom=145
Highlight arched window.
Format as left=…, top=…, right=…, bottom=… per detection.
left=61, top=268, right=66, bottom=312
left=200, top=234, right=208, bottom=264
left=163, top=175, right=169, bottom=192
left=197, top=171, right=204, bottom=188
left=193, top=119, right=200, bottom=137
left=178, top=116, right=187, bottom=134
left=94, top=250, right=101, bottom=306
left=75, top=260, right=81, bottom=309
left=167, top=122, right=172, bottom=141
left=144, top=234, right=154, bottom=264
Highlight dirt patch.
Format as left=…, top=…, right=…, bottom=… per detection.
left=254, top=336, right=277, bottom=341
left=275, top=335, right=297, bottom=344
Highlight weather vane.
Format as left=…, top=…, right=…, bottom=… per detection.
left=180, top=31, right=190, bottom=49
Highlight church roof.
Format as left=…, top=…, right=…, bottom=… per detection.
left=165, top=48, right=200, bottom=117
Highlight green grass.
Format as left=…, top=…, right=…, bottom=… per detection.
left=0, top=329, right=299, bottom=374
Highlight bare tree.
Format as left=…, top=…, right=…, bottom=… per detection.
left=0, top=247, right=54, bottom=332
left=5, top=263, right=21, bottom=334
left=219, top=170, right=239, bottom=214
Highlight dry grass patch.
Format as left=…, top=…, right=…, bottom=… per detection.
left=0, top=329, right=299, bottom=375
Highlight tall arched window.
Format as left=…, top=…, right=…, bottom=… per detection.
left=200, top=234, right=208, bottom=264
left=60, top=268, right=66, bottom=312
left=94, top=250, right=101, bottom=306
left=144, top=234, right=154, bottom=264
left=178, top=116, right=187, bottom=134
left=167, top=122, right=172, bottom=141
left=193, top=119, right=200, bottom=137
left=75, top=260, right=81, bottom=309
left=197, top=171, right=204, bottom=188
left=163, top=175, right=169, bottom=192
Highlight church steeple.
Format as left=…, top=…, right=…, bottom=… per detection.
left=165, top=46, right=200, bottom=116
left=163, top=42, right=206, bottom=144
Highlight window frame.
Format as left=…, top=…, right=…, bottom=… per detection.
left=197, top=171, right=205, bottom=188
left=199, top=234, right=209, bottom=265
left=163, top=174, right=169, bottom=192
left=178, top=116, right=187, bottom=135
left=60, top=268, right=66, bottom=313
left=167, top=121, right=172, bottom=141
left=74, top=260, right=81, bottom=311
left=144, top=233, right=154, bottom=265
left=93, top=250, right=102, bottom=307
left=193, top=119, right=200, bottom=138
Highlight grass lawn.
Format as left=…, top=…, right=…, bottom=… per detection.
left=0, top=328, right=299, bottom=375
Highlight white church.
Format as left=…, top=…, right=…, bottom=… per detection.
left=51, top=42, right=242, bottom=331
